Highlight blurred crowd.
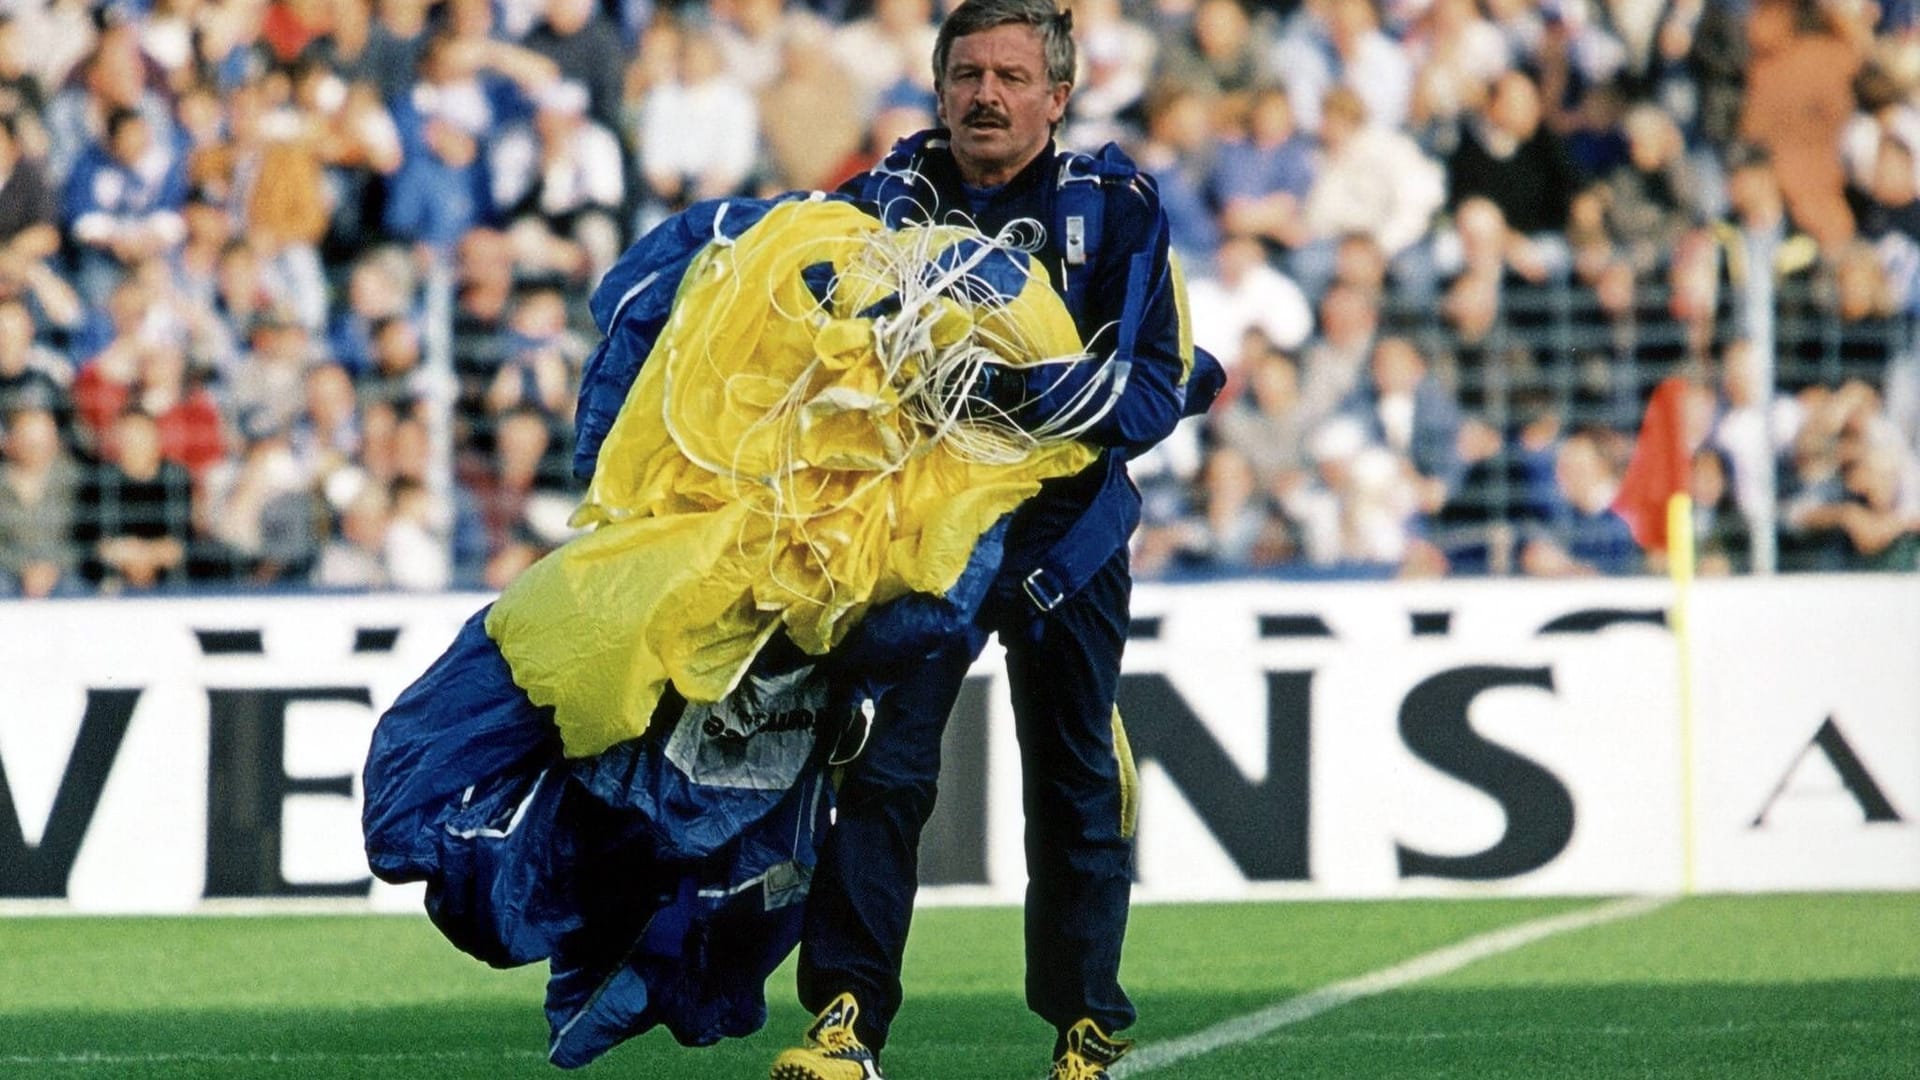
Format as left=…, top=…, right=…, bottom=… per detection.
left=1, top=0, right=1918, bottom=599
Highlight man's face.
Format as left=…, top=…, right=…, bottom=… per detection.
left=110, top=117, right=151, bottom=167
left=937, top=23, right=1068, bottom=187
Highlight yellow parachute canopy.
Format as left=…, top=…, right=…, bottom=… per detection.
left=486, top=199, right=1097, bottom=758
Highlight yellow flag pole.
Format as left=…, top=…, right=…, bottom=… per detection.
left=1666, top=491, right=1697, bottom=894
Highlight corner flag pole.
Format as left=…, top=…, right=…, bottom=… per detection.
left=1665, top=490, right=1697, bottom=895
left=1612, top=376, right=1699, bottom=895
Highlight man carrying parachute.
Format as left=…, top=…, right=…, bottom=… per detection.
left=362, top=63, right=1220, bottom=1072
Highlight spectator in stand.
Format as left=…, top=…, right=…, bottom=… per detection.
left=358, top=313, right=429, bottom=413
left=1740, top=0, right=1864, bottom=250
left=484, top=285, right=584, bottom=425
left=1708, top=338, right=1795, bottom=522
left=1821, top=242, right=1903, bottom=388
left=1434, top=198, right=1555, bottom=407
left=1688, top=443, right=1750, bottom=575
left=1062, top=0, right=1156, bottom=149
left=450, top=227, right=516, bottom=436
left=72, top=279, right=160, bottom=457
left=312, top=471, right=397, bottom=588
left=620, top=14, right=680, bottom=168
left=523, top=0, right=627, bottom=133
left=385, top=474, right=453, bottom=589
left=9, top=0, right=93, bottom=111
left=1842, top=66, right=1920, bottom=193
left=1184, top=436, right=1297, bottom=570
left=292, top=358, right=363, bottom=487
left=714, top=0, right=800, bottom=93
left=1276, top=0, right=1413, bottom=135
left=0, top=253, right=82, bottom=346
left=329, top=246, right=416, bottom=376
left=1202, top=332, right=1314, bottom=561
left=204, top=238, right=282, bottom=375
left=760, top=19, right=866, bottom=193
left=1587, top=103, right=1705, bottom=280
left=490, top=79, right=625, bottom=285
left=62, top=105, right=188, bottom=313
left=822, top=100, right=935, bottom=191
left=1297, top=87, right=1444, bottom=299
left=1283, top=412, right=1420, bottom=567
left=1297, top=279, right=1380, bottom=430
left=174, top=189, right=232, bottom=316
left=228, top=302, right=319, bottom=437
left=200, top=411, right=316, bottom=584
left=1826, top=438, right=1920, bottom=568
left=0, top=405, right=85, bottom=597
left=385, top=30, right=548, bottom=256
left=832, top=0, right=939, bottom=121
left=1519, top=427, right=1642, bottom=576
left=195, top=0, right=276, bottom=92
left=1445, top=70, right=1582, bottom=282
left=0, top=112, right=60, bottom=278
left=1782, top=380, right=1920, bottom=568
left=1405, top=0, right=1511, bottom=141
left=1432, top=386, right=1562, bottom=574
left=0, top=296, right=70, bottom=426
left=78, top=406, right=196, bottom=592
left=1709, top=145, right=1822, bottom=382
left=635, top=26, right=759, bottom=233
left=136, top=342, right=224, bottom=480
left=1131, top=80, right=1221, bottom=271
left=43, top=19, right=177, bottom=187
left=172, top=79, right=230, bottom=174
left=1210, top=85, right=1315, bottom=250
left=290, top=58, right=404, bottom=269
left=458, top=403, right=574, bottom=588
left=1527, top=0, right=1628, bottom=138
left=312, top=438, right=452, bottom=590
left=0, top=18, right=52, bottom=159
left=1340, top=335, right=1464, bottom=518
left=186, top=74, right=331, bottom=330
left=361, top=0, right=434, bottom=105
left=1186, top=233, right=1312, bottom=363
left=1154, top=0, right=1270, bottom=103
left=303, top=0, right=374, bottom=87
left=1851, top=134, right=1920, bottom=312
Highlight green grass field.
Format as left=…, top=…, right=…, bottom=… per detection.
left=2, top=894, right=1915, bottom=1078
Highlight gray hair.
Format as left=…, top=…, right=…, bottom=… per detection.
left=932, top=0, right=1076, bottom=92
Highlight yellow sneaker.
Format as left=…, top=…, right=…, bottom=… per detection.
left=1047, top=1018, right=1133, bottom=1080
left=769, top=992, right=886, bottom=1080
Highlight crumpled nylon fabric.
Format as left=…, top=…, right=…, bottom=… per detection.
left=485, top=199, right=1095, bottom=758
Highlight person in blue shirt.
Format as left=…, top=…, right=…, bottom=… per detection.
left=771, top=2, right=1222, bottom=1078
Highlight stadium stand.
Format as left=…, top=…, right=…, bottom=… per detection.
left=2, top=0, right=1917, bottom=599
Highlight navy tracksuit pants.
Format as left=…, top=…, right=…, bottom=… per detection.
left=798, top=551, right=1136, bottom=1051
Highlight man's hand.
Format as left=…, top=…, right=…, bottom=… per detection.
left=961, top=362, right=1030, bottom=421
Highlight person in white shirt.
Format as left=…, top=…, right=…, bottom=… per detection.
left=490, top=80, right=626, bottom=283
left=636, top=28, right=759, bottom=233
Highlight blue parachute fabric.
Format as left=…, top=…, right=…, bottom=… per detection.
left=362, top=609, right=578, bottom=967
left=544, top=769, right=832, bottom=1064
left=362, top=607, right=843, bottom=1067
left=574, top=194, right=815, bottom=480
left=362, top=608, right=559, bottom=886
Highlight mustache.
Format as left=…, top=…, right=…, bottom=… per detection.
left=961, top=105, right=1009, bottom=127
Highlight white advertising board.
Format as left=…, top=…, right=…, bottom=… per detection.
left=0, top=577, right=1914, bottom=912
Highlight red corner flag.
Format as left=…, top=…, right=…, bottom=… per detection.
left=1612, top=377, right=1693, bottom=552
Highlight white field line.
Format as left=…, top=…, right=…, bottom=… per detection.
left=1228, top=1015, right=1920, bottom=1044
left=1113, top=894, right=1675, bottom=1077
